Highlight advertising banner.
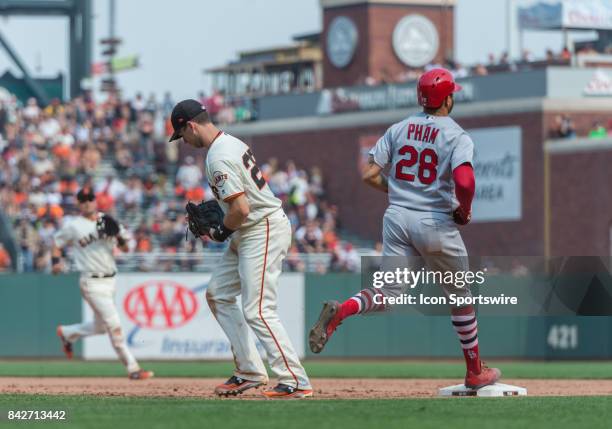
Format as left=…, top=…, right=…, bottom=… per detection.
left=519, top=0, right=612, bottom=31
left=471, top=126, right=522, bottom=222
left=83, top=273, right=305, bottom=360
left=316, top=82, right=475, bottom=115
left=563, top=0, right=612, bottom=30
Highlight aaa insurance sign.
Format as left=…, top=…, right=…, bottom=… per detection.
left=82, top=273, right=305, bottom=360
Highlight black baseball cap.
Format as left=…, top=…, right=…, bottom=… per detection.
left=169, top=99, right=207, bottom=142
left=76, top=187, right=95, bottom=203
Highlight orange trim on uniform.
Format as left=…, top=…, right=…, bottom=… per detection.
left=210, top=130, right=224, bottom=146
left=258, top=218, right=300, bottom=388
left=223, top=191, right=245, bottom=203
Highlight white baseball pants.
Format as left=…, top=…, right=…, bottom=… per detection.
left=60, top=276, right=140, bottom=373
left=206, top=210, right=311, bottom=389
left=381, top=204, right=471, bottom=300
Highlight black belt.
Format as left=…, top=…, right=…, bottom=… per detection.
left=89, top=272, right=116, bottom=278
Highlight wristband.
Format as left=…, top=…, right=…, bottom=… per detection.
left=51, top=256, right=61, bottom=265
left=211, top=223, right=235, bottom=242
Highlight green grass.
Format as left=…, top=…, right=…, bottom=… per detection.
left=1, top=395, right=611, bottom=429
left=2, top=361, right=612, bottom=429
left=1, top=359, right=612, bottom=379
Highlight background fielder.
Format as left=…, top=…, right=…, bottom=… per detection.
left=170, top=99, right=312, bottom=399
left=309, top=68, right=501, bottom=390
left=52, top=188, right=153, bottom=380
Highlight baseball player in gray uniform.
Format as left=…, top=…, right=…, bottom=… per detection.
left=309, top=68, right=501, bottom=389
left=169, top=99, right=312, bottom=399
left=53, top=188, right=153, bottom=380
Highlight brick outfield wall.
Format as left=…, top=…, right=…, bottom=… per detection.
left=544, top=111, right=612, bottom=257
left=241, top=110, right=611, bottom=258
left=549, top=145, right=612, bottom=257
left=241, top=111, right=544, bottom=257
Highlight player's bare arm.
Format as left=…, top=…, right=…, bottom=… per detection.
left=115, top=225, right=130, bottom=253
left=117, top=240, right=129, bottom=253
left=362, top=156, right=388, bottom=193
left=51, top=244, right=64, bottom=274
left=223, top=194, right=250, bottom=230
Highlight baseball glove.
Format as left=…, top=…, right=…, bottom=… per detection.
left=97, top=214, right=120, bottom=237
left=186, top=200, right=224, bottom=238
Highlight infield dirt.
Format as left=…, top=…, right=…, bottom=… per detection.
left=2, top=378, right=612, bottom=399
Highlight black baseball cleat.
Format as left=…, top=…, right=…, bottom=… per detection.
left=309, top=301, right=340, bottom=354
left=214, top=376, right=266, bottom=397
left=56, top=326, right=73, bottom=359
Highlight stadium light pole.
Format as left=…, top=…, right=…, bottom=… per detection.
left=109, top=0, right=115, bottom=87
left=506, top=0, right=514, bottom=59
left=110, top=0, right=116, bottom=39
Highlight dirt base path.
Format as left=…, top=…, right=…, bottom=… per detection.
left=2, top=378, right=612, bottom=399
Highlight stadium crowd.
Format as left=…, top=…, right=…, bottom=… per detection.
left=0, top=93, right=363, bottom=274
left=550, top=115, right=612, bottom=140
left=208, top=43, right=604, bottom=124
left=335, top=45, right=597, bottom=87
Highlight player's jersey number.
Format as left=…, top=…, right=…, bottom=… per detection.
left=242, top=149, right=266, bottom=190
left=394, top=145, right=438, bottom=185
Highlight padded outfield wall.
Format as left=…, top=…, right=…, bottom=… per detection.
left=0, top=273, right=81, bottom=357
left=1, top=273, right=611, bottom=359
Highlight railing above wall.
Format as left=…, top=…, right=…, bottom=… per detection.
left=113, top=250, right=372, bottom=273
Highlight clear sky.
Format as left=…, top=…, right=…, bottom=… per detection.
left=0, top=0, right=596, bottom=100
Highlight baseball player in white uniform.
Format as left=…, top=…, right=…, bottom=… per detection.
left=169, top=99, right=312, bottom=399
left=52, top=188, right=153, bottom=380
left=309, top=68, right=501, bottom=389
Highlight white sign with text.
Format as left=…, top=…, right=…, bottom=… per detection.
left=470, top=126, right=522, bottom=222
left=83, top=273, right=305, bottom=360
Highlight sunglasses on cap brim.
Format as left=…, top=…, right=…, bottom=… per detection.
left=77, top=195, right=95, bottom=203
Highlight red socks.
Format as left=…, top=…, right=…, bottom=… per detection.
left=339, top=299, right=360, bottom=320
left=462, top=344, right=481, bottom=374
left=328, top=299, right=360, bottom=334
left=451, top=311, right=481, bottom=374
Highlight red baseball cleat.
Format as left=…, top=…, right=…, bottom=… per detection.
left=214, top=376, right=265, bottom=397
left=128, top=369, right=154, bottom=380
left=309, top=301, right=341, bottom=354
left=464, top=361, right=501, bottom=389
left=262, top=384, right=313, bottom=399
left=56, top=326, right=73, bottom=359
